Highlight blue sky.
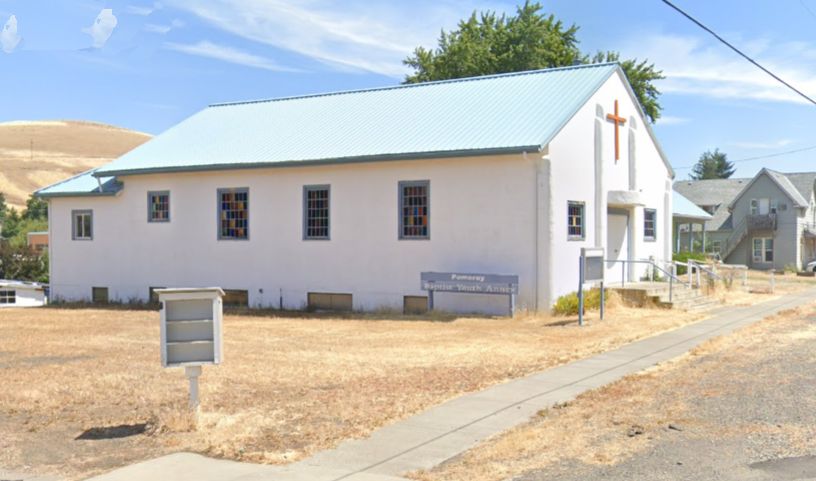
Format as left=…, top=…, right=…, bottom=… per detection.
left=1, top=0, right=815, bottom=179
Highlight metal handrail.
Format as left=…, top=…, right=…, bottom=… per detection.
left=605, top=258, right=683, bottom=284
left=721, top=216, right=748, bottom=259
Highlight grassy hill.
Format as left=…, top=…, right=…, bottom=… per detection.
left=0, top=120, right=152, bottom=210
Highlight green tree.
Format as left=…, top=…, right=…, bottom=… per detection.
left=22, top=194, right=48, bottom=221
left=0, top=192, right=7, bottom=223
left=403, top=1, right=665, bottom=122
left=689, top=149, right=736, bottom=180
left=0, top=241, right=48, bottom=282
left=1, top=207, right=20, bottom=240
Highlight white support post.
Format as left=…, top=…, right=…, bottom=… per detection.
left=688, top=260, right=693, bottom=288
left=185, top=365, right=202, bottom=412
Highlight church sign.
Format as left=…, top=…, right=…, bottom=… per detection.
left=421, top=272, right=519, bottom=294
left=421, top=272, right=519, bottom=316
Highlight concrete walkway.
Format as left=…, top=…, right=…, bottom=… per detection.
left=85, top=287, right=816, bottom=481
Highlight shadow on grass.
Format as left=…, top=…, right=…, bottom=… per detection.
left=75, top=423, right=148, bottom=440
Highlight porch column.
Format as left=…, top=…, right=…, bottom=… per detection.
left=675, top=221, right=681, bottom=253
left=687, top=223, right=693, bottom=252
left=702, top=222, right=707, bottom=253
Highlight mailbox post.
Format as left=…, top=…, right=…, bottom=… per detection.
left=156, top=288, right=224, bottom=412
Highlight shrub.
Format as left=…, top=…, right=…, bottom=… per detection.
left=552, top=289, right=601, bottom=316
left=673, top=252, right=707, bottom=275
left=784, top=263, right=798, bottom=274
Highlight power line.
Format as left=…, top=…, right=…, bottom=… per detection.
left=661, top=0, right=816, bottom=106
left=800, top=0, right=816, bottom=20
left=674, top=144, right=816, bottom=170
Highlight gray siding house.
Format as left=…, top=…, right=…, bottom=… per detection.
left=674, top=169, right=816, bottom=270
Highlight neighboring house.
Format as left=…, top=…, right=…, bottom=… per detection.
left=674, top=169, right=816, bottom=270
left=0, top=279, right=46, bottom=308
left=36, top=63, right=674, bottom=314
left=27, top=231, right=49, bottom=253
left=671, top=190, right=712, bottom=254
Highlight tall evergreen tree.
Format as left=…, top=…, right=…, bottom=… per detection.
left=689, top=149, right=736, bottom=180
left=403, top=1, right=664, bottom=122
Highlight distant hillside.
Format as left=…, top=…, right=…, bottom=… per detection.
left=0, top=120, right=152, bottom=210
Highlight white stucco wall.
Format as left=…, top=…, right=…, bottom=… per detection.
left=546, top=71, right=673, bottom=300
left=0, top=286, right=46, bottom=307
left=49, top=154, right=540, bottom=315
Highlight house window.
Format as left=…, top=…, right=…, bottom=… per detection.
left=399, top=180, right=429, bottom=239
left=567, top=201, right=585, bottom=240
left=148, top=191, right=170, bottom=222
left=72, top=210, right=93, bottom=240
left=218, top=188, right=249, bottom=240
left=0, top=290, right=15, bottom=304
left=710, top=240, right=722, bottom=254
left=752, top=237, right=774, bottom=263
left=644, top=209, right=657, bottom=241
left=303, top=185, right=330, bottom=240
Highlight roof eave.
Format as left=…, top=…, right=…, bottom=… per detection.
left=35, top=191, right=120, bottom=199
left=92, top=145, right=544, bottom=178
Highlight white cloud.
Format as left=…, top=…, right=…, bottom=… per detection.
left=2, top=14, right=20, bottom=53
left=729, top=138, right=794, bottom=149
left=622, top=34, right=816, bottom=105
left=83, top=8, right=118, bottom=48
left=145, top=19, right=184, bottom=34
left=656, top=115, right=690, bottom=126
left=164, top=40, right=300, bottom=72
left=164, top=0, right=502, bottom=77
left=126, top=2, right=163, bottom=16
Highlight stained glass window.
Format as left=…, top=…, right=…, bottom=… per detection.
left=218, top=188, right=249, bottom=240
left=399, top=180, right=429, bottom=239
left=644, top=208, right=657, bottom=240
left=304, top=185, right=330, bottom=240
left=568, top=201, right=584, bottom=240
left=148, top=191, right=170, bottom=222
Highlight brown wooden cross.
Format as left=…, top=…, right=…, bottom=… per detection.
left=606, top=99, right=626, bottom=162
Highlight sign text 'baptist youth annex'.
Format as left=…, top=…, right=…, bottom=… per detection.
left=421, top=272, right=519, bottom=295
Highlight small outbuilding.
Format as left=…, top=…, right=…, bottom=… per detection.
left=0, top=280, right=47, bottom=308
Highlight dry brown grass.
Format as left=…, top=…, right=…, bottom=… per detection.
left=0, top=300, right=714, bottom=480
left=410, top=303, right=816, bottom=481
left=0, top=120, right=150, bottom=209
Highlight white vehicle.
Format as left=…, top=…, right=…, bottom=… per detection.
left=807, top=260, right=816, bottom=272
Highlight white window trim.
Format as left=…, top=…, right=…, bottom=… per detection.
left=752, top=237, right=773, bottom=263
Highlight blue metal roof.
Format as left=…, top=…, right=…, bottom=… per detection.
left=673, top=190, right=712, bottom=221
left=36, top=169, right=121, bottom=197
left=92, top=63, right=620, bottom=177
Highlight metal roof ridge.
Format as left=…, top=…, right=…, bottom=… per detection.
left=208, top=62, right=620, bottom=108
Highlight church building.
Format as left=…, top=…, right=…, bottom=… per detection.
left=37, top=63, right=674, bottom=314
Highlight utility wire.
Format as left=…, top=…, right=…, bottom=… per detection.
left=800, top=0, right=816, bottom=20
left=662, top=0, right=816, bottom=106
left=674, top=144, right=816, bottom=170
